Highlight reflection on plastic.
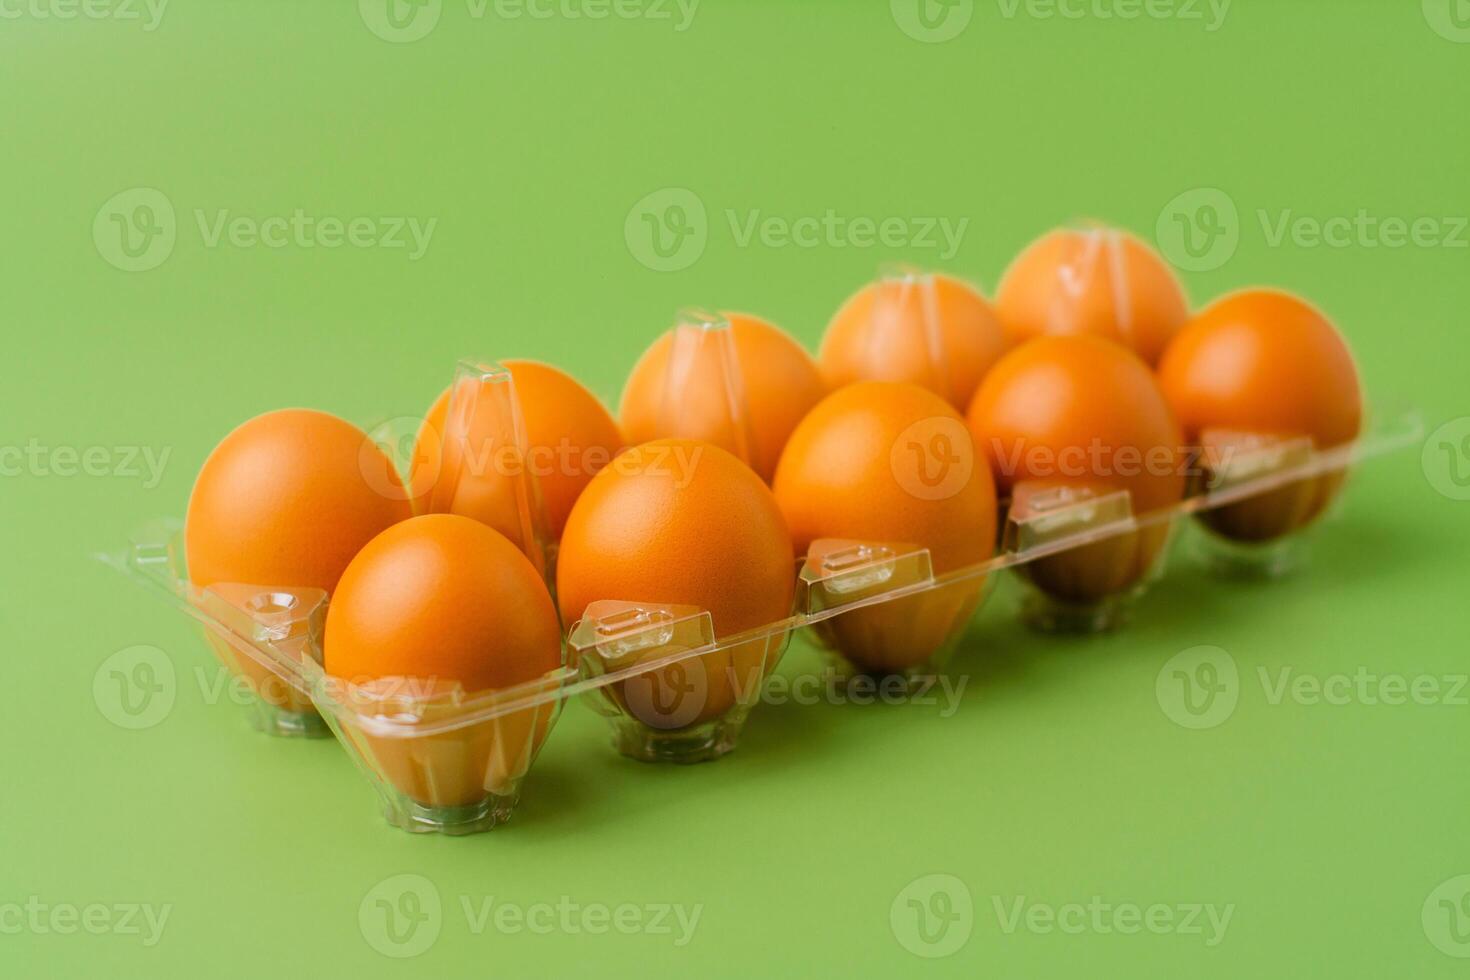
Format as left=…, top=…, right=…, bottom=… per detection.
left=413, top=361, right=553, bottom=583
left=313, top=667, right=570, bottom=827
left=1195, top=429, right=1340, bottom=545
left=569, top=600, right=788, bottom=761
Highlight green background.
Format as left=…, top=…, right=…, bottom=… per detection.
left=4, top=0, right=1469, bottom=975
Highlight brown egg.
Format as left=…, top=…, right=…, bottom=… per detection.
left=558, top=439, right=795, bottom=745
left=967, top=335, right=1186, bottom=619
left=819, top=271, right=1009, bottom=411
left=774, top=382, right=997, bottom=674
left=1158, top=288, right=1362, bottom=543
left=996, top=227, right=1189, bottom=365
left=185, top=409, right=413, bottom=716
left=620, top=312, right=825, bottom=482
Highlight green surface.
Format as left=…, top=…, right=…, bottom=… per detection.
left=4, top=0, right=1470, bottom=976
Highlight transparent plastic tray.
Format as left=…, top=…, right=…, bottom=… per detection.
left=104, top=303, right=1423, bottom=834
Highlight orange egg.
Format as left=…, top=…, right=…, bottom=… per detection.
left=967, top=335, right=1186, bottom=611
left=187, top=408, right=412, bottom=592
left=819, top=271, right=1008, bottom=411
left=995, top=227, right=1189, bottom=365
left=323, top=514, right=564, bottom=807
left=186, top=409, right=413, bottom=715
left=1158, top=288, right=1363, bottom=543
left=619, top=311, right=825, bottom=482
left=325, top=514, right=561, bottom=692
left=773, top=382, right=997, bottom=674
left=557, top=439, right=796, bottom=738
left=410, top=359, right=622, bottom=542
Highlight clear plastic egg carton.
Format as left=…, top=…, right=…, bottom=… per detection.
left=107, top=289, right=1422, bottom=835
